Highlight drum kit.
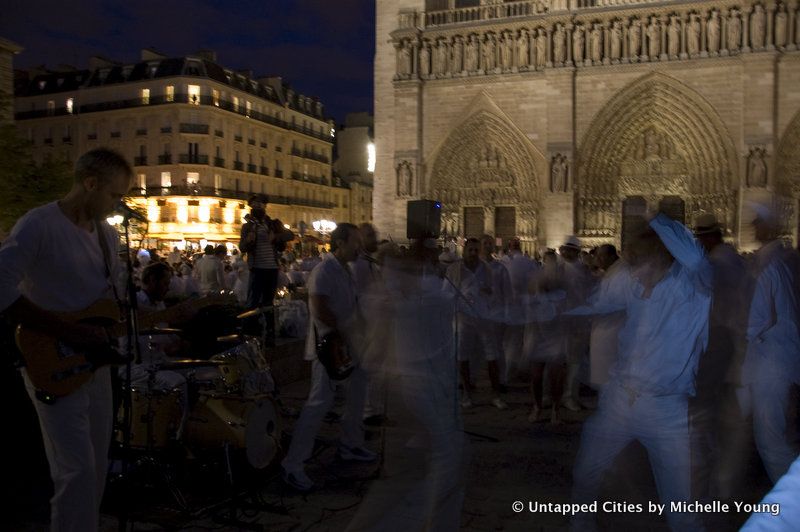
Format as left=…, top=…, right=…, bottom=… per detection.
left=118, top=307, right=281, bottom=474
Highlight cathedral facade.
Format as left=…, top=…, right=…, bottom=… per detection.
left=374, top=0, right=800, bottom=251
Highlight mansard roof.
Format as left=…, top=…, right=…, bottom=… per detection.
left=14, top=53, right=326, bottom=120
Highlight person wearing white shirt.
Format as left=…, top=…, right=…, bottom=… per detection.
left=444, top=238, right=507, bottom=410
left=0, top=148, right=132, bottom=532
left=741, top=205, right=800, bottom=485
left=501, top=238, right=538, bottom=381
left=281, top=223, right=376, bottom=491
left=569, top=213, right=711, bottom=532
left=480, top=235, right=512, bottom=388
left=196, top=245, right=227, bottom=295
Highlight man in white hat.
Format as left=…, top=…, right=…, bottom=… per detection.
left=741, top=203, right=800, bottom=484
left=691, top=212, right=750, bottom=501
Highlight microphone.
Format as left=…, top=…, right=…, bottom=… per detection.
left=114, top=201, right=147, bottom=222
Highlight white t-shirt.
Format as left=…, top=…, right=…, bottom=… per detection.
left=303, top=254, right=357, bottom=360
left=196, top=255, right=225, bottom=294
left=0, top=201, right=120, bottom=313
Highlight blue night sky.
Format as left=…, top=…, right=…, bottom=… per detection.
left=1, top=0, right=376, bottom=124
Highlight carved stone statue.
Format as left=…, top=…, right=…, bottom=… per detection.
left=551, top=154, right=568, bottom=193
left=688, top=14, right=701, bottom=56
left=751, top=4, right=766, bottom=49
left=668, top=16, right=680, bottom=57
left=747, top=148, right=767, bottom=187
left=439, top=38, right=451, bottom=75
left=397, top=161, right=413, bottom=196
left=647, top=17, right=661, bottom=58
left=610, top=21, right=622, bottom=61
left=452, top=36, right=464, bottom=73
left=644, top=128, right=662, bottom=160
left=775, top=4, right=788, bottom=48
left=728, top=9, right=742, bottom=51
left=466, top=34, right=479, bottom=72
left=397, top=41, right=412, bottom=77
left=590, top=23, right=603, bottom=63
left=629, top=18, right=642, bottom=59
left=573, top=24, right=585, bottom=64
left=707, top=11, right=721, bottom=53
left=516, top=30, right=529, bottom=68
left=535, top=28, right=547, bottom=68
left=483, top=34, right=497, bottom=71
left=420, top=41, right=431, bottom=77
left=501, top=31, right=513, bottom=70
left=553, top=24, right=566, bottom=64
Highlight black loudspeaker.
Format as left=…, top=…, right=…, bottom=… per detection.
left=407, top=199, right=441, bottom=239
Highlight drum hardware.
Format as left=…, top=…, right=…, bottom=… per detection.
left=160, top=359, right=227, bottom=370
left=140, top=327, right=183, bottom=335
left=235, top=306, right=273, bottom=320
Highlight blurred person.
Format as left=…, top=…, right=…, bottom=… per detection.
left=196, top=244, right=226, bottom=295
left=570, top=213, right=711, bottom=532
left=480, top=234, right=512, bottom=388
left=501, top=237, right=538, bottom=382
left=741, top=203, right=800, bottom=484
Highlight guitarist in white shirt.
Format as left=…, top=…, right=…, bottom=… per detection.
left=0, top=148, right=132, bottom=532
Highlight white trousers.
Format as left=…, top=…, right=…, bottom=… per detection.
left=23, top=367, right=113, bottom=532
left=282, top=360, right=367, bottom=472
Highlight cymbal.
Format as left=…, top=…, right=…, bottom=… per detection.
left=160, top=359, right=226, bottom=370
left=236, top=306, right=274, bottom=319
left=141, top=327, right=183, bottom=335
left=216, top=334, right=242, bottom=343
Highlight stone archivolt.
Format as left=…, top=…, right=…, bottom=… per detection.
left=393, top=1, right=800, bottom=81
left=428, top=109, right=543, bottom=239
left=777, top=110, right=800, bottom=198
left=577, top=73, right=738, bottom=236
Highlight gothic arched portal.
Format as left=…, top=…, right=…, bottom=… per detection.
left=577, top=72, right=739, bottom=246
left=428, top=103, right=544, bottom=246
left=776, top=110, right=800, bottom=241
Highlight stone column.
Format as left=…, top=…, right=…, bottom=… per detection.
left=585, top=24, right=592, bottom=67
left=603, top=20, right=611, bottom=65
left=767, top=3, right=776, bottom=50
left=412, top=39, right=420, bottom=77
left=640, top=20, right=648, bottom=61
left=721, top=13, right=729, bottom=54
left=660, top=15, right=669, bottom=60
left=743, top=5, right=751, bottom=52
left=566, top=23, right=574, bottom=65
left=789, top=0, right=798, bottom=49
left=680, top=13, right=689, bottom=59
left=546, top=27, right=553, bottom=68
left=701, top=9, right=709, bottom=57
left=484, top=206, right=495, bottom=237
left=623, top=23, right=630, bottom=62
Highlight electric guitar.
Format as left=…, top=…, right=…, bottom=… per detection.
left=16, top=294, right=234, bottom=398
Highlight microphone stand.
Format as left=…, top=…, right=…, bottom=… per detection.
left=117, top=215, right=143, bottom=532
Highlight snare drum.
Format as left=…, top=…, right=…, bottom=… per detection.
left=186, top=392, right=280, bottom=469
left=121, top=387, right=182, bottom=449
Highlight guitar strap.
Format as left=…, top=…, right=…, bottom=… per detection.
left=94, top=220, right=123, bottom=308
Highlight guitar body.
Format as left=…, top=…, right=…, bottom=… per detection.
left=16, top=299, right=122, bottom=398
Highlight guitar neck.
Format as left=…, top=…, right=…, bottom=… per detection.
left=109, top=294, right=232, bottom=337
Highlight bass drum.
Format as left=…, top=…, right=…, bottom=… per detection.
left=210, top=337, right=267, bottom=394
left=186, top=392, right=280, bottom=469
left=120, top=387, right=182, bottom=449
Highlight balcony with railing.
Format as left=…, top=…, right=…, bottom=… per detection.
left=234, top=161, right=244, bottom=171
left=214, top=129, right=224, bottom=137
left=214, top=157, right=225, bottom=167
left=136, top=128, right=147, bottom=136
left=247, top=163, right=257, bottom=173
left=259, top=166, right=269, bottom=176
left=158, top=154, right=172, bottom=164
left=423, top=0, right=546, bottom=28
left=179, top=123, right=209, bottom=134
left=275, top=169, right=284, bottom=178
left=134, top=156, right=148, bottom=166
left=178, top=154, right=209, bottom=164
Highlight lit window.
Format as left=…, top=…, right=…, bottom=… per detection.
left=214, top=174, right=222, bottom=190
left=233, top=96, right=239, bottom=112
left=188, top=84, right=200, bottom=105
left=47, top=100, right=55, bottom=115
left=245, top=101, right=251, bottom=117
left=330, top=127, right=336, bottom=138
left=177, top=205, right=188, bottom=223
left=141, top=88, right=150, bottom=104
left=147, top=205, right=159, bottom=222
left=165, top=85, right=175, bottom=102
left=161, top=171, right=171, bottom=188
left=186, top=172, right=200, bottom=185
left=212, top=89, right=220, bottom=106
left=367, top=143, right=376, bottom=173
left=198, top=204, right=210, bottom=222
left=66, top=98, right=74, bottom=114
left=138, top=173, right=146, bottom=193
